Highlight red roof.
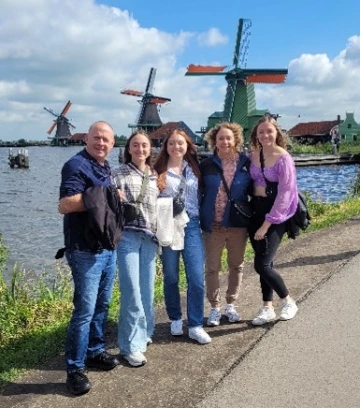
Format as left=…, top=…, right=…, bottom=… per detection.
left=289, top=120, right=341, bottom=137
left=149, top=122, right=181, bottom=140
left=70, top=132, right=86, bottom=142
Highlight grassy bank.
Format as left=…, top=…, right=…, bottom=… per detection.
left=290, top=141, right=360, bottom=155
left=2, top=193, right=360, bottom=387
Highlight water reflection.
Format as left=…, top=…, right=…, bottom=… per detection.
left=0, top=146, right=358, bottom=278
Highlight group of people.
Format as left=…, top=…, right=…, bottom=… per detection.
left=58, top=116, right=300, bottom=396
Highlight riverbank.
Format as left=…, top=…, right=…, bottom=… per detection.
left=2, top=201, right=360, bottom=407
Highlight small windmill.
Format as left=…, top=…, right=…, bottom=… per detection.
left=44, top=100, right=75, bottom=145
left=121, top=67, right=171, bottom=134
left=185, top=18, right=288, bottom=139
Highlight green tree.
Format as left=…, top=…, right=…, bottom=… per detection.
left=17, top=139, right=27, bottom=146
left=114, top=134, right=128, bottom=146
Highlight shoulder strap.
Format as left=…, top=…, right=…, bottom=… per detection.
left=259, top=148, right=270, bottom=185
left=178, top=167, right=186, bottom=193
left=136, top=166, right=150, bottom=204
left=216, top=166, right=232, bottom=202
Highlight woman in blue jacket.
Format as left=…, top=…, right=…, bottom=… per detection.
left=200, top=122, right=252, bottom=326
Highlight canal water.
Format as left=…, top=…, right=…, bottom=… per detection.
left=0, top=146, right=359, bottom=279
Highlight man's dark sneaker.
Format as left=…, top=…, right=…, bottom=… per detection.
left=86, top=351, right=119, bottom=371
left=66, top=369, right=91, bottom=396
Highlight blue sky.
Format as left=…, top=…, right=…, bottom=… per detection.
left=0, top=0, right=360, bottom=140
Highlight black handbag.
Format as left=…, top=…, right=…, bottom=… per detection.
left=122, top=202, right=141, bottom=222
left=217, top=168, right=253, bottom=228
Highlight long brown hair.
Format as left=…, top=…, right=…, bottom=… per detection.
left=124, top=129, right=153, bottom=166
left=250, top=116, right=287, bottom=149
left=153, top=129, right=201, bottom=191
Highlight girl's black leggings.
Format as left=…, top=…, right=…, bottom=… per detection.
left=249, top=196, right=289, bottom=302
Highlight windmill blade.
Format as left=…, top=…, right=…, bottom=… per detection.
left=232, top=18, right=244, bottom=68
left=185, top=64, right=227, bottom=76
left=150, top=94, right=171, bottom=101
left=149, top=97, right=171, bottom=104
left=69, top=122, right=76, bottom=129
left=246, top=74, right=287, bottom=84
left=233, top=18, right=252, bottom=68
left=145, top=67, right=156, bottom=94
left=60, top=100, right=72, bottom=117
left=121, top=89, right=144, bottom=97
left=243, top=68, right=288, bottom=84
left=43, top=106, right=59, bottom=117
left=47, top=121, right=57, bottom=135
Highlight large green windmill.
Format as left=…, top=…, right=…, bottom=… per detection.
left=185, top=18, right=288, bottom=139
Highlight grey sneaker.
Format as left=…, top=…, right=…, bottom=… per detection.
left=252, top=307, right=276, bottom=326
left=122, top=351, right=147, bottom=367
left=224, top=304, right=241, bottom=322
left=280, top=300, right=298, bottom=321
left=207, top=308, right=222, bottom=326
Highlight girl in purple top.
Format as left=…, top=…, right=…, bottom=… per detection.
left=248, top=116, right=299, bottom=325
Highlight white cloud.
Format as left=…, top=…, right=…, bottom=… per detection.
left=197, top=27, right=228, bottom=47
left=255, top=34, right=360, bottom=131
left=0, top=0, right=216, bottom=140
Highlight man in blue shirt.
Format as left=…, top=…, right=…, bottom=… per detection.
left=58, top=121, right=120, bottom=395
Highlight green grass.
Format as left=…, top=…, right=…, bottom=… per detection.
left=289, top=141, right=360, bottom=155
left=1, top=191, right=360, bottom=387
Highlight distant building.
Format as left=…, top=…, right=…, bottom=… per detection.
left=69, top=133, right=86, bottom=145
left=288, top=116, right=342, bottom=145
left=149, top=121, right=203, bottom=146
left=289, top=113, right=360, bottom=145
left=338, top=112, right=360, bottom=142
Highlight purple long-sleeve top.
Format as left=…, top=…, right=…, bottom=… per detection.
left=249, top=152, right=298, bottom=224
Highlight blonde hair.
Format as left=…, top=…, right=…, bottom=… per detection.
left=204, top=122, right=243, bottom=153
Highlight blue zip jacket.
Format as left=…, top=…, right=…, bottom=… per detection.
left=199, top=153, right=252, bottom=232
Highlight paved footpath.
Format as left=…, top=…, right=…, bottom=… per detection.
left=1, top=217, right=360, bottom=408
left=197, top=252, right=360, bottom=408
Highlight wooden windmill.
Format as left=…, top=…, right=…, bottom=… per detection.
left=44, top=100, right=75, bottom=145
left=185, top=18, right=288, bottom=139
left=121, top=67, right=171, bottom=134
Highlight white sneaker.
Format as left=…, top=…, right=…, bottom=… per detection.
left=280, top=300, right=298, bottom=321
left=224, top=304, right=241, bottom=322
left=122, top=351, right=147, bottom=367
left=207, top=308, right=222, bottom=326
left=252, top=307, right=276, bottom=326
left=188, top=326, right=212, bottom=344
left=170, top=319, right=183, bottom=336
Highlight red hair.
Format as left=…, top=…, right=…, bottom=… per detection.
left=153, top=129, right=201, bottom=191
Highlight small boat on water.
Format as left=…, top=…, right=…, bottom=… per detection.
left=8, top=148, right=30, bottom=168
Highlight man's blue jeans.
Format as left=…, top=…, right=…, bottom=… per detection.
left=117, top=230, right=157, bottom=355
left=65, top=249, right=116, bottom=373
left=161, top=217, right=205, bottom=328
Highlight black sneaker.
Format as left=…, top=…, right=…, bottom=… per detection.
left=86, top=351, right=119, bottom=371
left=66, top=369, right=91, bottom=395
